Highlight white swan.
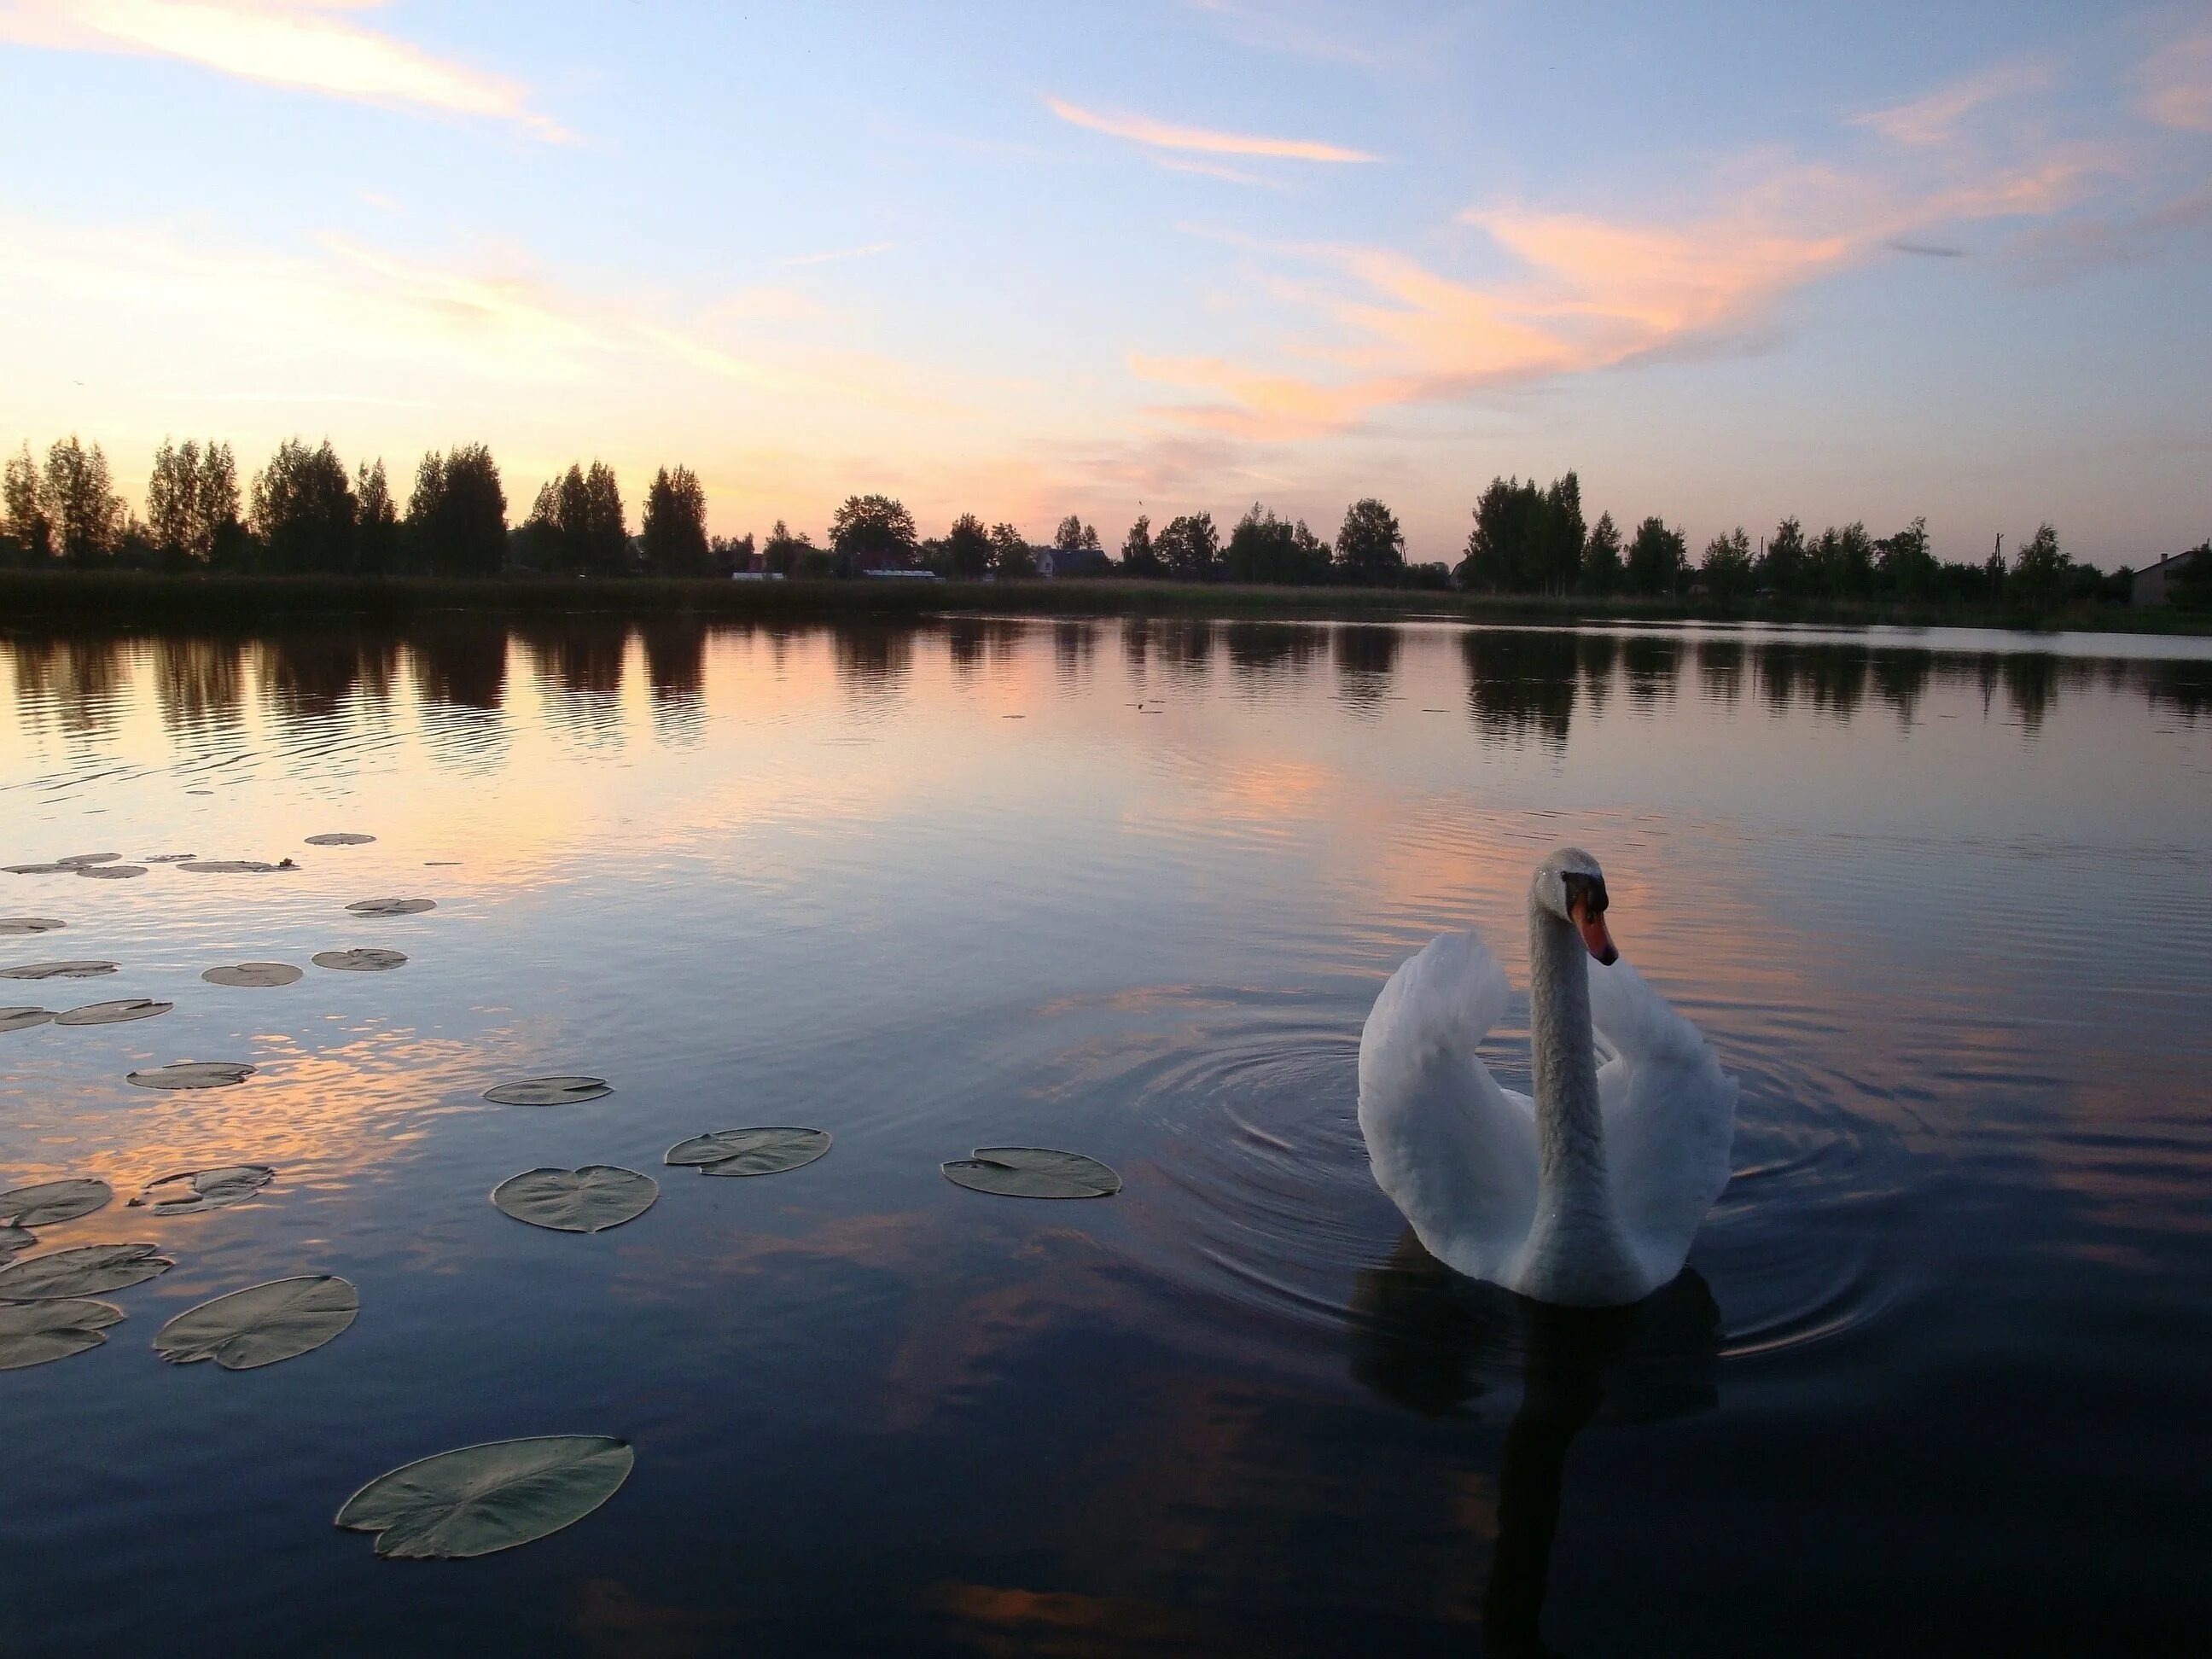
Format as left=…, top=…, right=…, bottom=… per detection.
left=1358, top=848, right=1737, bottom=1307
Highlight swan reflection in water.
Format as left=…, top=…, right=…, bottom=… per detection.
left=1348, top=1231, right=1723, bottom=1657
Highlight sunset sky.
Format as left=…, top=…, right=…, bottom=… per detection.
left=3, top=0, right=2207, bottom=566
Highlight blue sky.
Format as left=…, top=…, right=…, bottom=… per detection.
left=2, top=0, right=2207, bottom=566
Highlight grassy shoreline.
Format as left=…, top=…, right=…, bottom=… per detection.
left=0, top=568, right=2204, bottom=637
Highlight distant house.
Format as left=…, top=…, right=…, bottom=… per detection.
left=2132, top=544, right=2208, bottom=606
left=846, top=547, right=917, bottom=575
left=1037, top=544, right=1112, bottom=579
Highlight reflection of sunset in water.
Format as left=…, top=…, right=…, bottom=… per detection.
left=2, top=617, right=2209, bottom=1653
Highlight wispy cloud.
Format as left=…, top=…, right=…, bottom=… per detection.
left=1046, top=96, right=1376, bottom=163
left=775, top=241, right=898, bottom=268
left=1134, top=151, right=2101, bottom=439
left=0, top=0, right=567, bottom=140
left=2139, top=26, right=2212, bottom=131
left=1850, top=60, right=2052, bottom=147
left=1184, top=0, right=1377, bottom=67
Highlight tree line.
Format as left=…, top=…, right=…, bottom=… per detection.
left=0, top=432, right=2166, bottom=610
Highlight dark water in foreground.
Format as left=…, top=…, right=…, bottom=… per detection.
left=1, top=617, right=2209, bottom=1656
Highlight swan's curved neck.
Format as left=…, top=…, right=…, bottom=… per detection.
left=1528, top=899, right=1606, bottom=1203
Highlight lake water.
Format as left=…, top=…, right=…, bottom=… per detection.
left=2, top=616, right=2208, bottom=1656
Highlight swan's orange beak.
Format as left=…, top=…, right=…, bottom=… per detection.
left=1571, top=896, right=1619, bottom=965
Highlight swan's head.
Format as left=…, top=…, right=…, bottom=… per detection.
left=1533, top=847, right=1619, bottom=965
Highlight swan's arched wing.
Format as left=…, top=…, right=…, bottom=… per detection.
left=1589, top=958, right=1737, bottom=1286
left=1358, top=931, right=1539, bottom=1282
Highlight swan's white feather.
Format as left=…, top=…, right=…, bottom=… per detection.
left=1358, top=925, right=1736, bottom=1303
left=1356, top=930, right=1538, bottom=1282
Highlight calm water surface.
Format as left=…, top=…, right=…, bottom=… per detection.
left=2, top=618, right=2209, bottom=1656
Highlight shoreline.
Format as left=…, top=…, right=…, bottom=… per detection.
left=1, top=569, right=2205, bottom=637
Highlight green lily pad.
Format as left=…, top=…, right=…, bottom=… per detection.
left=0, top=1006, right=55, bottom=1033
left=306, top=833, right=375, bottom=846
left=665, top=1127, right=832, bottom=1178
left=57, top=853, right=119, bottom=867
left=0, top=917, right=65, bottom=934
left=0, top=960, right=117, bottom=980
left=154, top=1274, right=356, bottom=1370
left=0, top=1178, right=114, bottom=1226
left=54, top=998, right=173, bottom=1026
left=335, top=1435, right=635, bottom=1559
left=126, top=1061, right=255, bottom=1091
left=346, top=897, right=434, bottom=917
left=312, top=948, right=407, bottom=972
left=76, top=864, right=147, bottom=881
left=130, top=1165, right=276, bottom=1215
left=202, top=963, right=303, bottom=988
left=0, top=1299, right=124, bottom=1370
left=940, top=1146, right=1123, bottom=1200
left=492, top=1167, right=658, bottom=1233
left=0, top=1242, right=172, bottom=1299
left=483, top=1075, right=611, bottom=1107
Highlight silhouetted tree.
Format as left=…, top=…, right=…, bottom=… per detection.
left=355, top=458, right=398, bottom=575
left=146, top=439, right=202, bottom=564
left=1535, top=472, right=1586, bottom=593
left=195, top=442, right=242, bottom=568
left=943, top=513, right=992, bottom=579
left=829, top=493, right=917, bottom=571
left=1624, top=515, right=1687, bottom=596
left=3, top=442, right=50, bottom=562
left=253, top=438, right=353, bottom=573
left=1580, top=510, right=1623, bottom=593
left=1155, top=511, right=1219, bottom=580
left=1335, top=497, right=1405, bottom=585
left=40, top=435, right=128, bottom=566
left=1120, top=515, right=1161, bottom=577
left=407, top=445, right=507, bottom=577
left=1877, top=516, right=1936, bottom=599
left=642, top=464, right=709, bottom=577
left=1225, top=503, right=1327, bottom=585
left=709, top=532, right=754, bottom=576
left=761, top=518, right=813, bottom=576
left=1054, top=515, right=1102, bottom=557
left=1806, top=521, right=1875, bottom=599
left=1700, top=527, right=1754, bottom=602
left=2010, top=522, right=2070, bottom=612
left=989, top=521, right=1034, bottom=578
left=1456, top=474, right=1584, bottom=592
left=1757, top=516, right=1807, bottom=595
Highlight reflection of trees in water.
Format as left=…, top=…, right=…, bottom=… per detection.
left=1697, top=638, right=1744, bottom=707
left=152, top=637, right=243, bottom=736
left=407, top=626, right=509, bottom=712
left=2145, top=658, right=2212, bottom=722
left=253, top=633, right=399, bottom=723
left=1333, top=625, right=1400, bottom=718
left=1348, top=1231, right=1721, bottom=1658
left=831, top=625, right=913, bottom=696
left=1161, top=619, right=1215, bottom=682
left=946, top=617, right=1022, bottom=678
left=8, top=638, right=125, bottom=741
left=1621, top=634, right=1681, bottom=710
left=1577, top=633, right=1616, bottom=714
left=522, top=623, right=629, bottom=700
left=1052, top=620, right=1097, bottom=689
left=1870, top=649, right=1934, bottom=726
left=641, top=621, right=707, bottom=748
left=1225, top=621, right=1325, bottom=692
left=2003, top=652, right=2058, bottom=732
left=1462, top=630, right=1578, bottom=748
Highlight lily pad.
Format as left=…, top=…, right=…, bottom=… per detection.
left=492, top=1167, right=658, bottom=1233
left=55, top=998, right=173, bottom=1026
left=202, top=963, right=303, bottom=988
left=940, top=1146, right=1124, bottom=1200
left=0, top=917, right=65, bottom=934
left=0, top=1242, right=172, bottom=1299
left=665, top=1127, right=832, bottom=1179
left=131, top=1165, right=276, bottom=1215
left=142, top=853, right=196, bottom=863
left=0, top=1006, right=55, bottom=1033
left=483, top=1075, right=611, bottom=1107
left=0, top=1299, right=124, bottom=1370
left=126, top=1061, right=255, bottom=1091
left=0, top=960, right=117, bottom=980
left=154, top=1275, right=356, bottom=1370
left=312, top=948, right=406, bottom=972
left=180, top=859, right=287, bottom=874
left=3, top=864, right=73, bottom=875
left=335, top=1435, right=635, bottom=1560
left=0, top=1223, right=31, bottom=1258
left=56, top=853, right=119, bottom=867
left=306, top=833, right=375, bottom=846
left=0, top=1178, right=114, bottom=1227
left=76, top=864, right=147, bottom=881
left=346, top=897, right=434, bottom=917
